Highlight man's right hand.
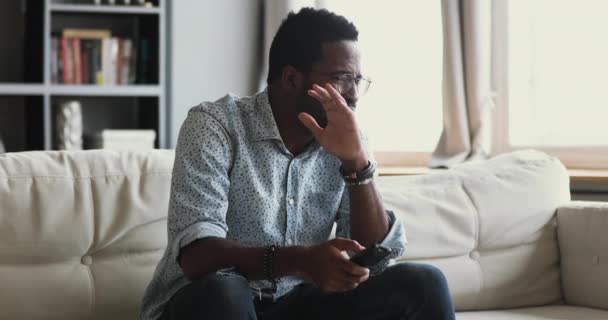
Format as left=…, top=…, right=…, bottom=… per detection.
left=300, top=237, right=370, bottom=292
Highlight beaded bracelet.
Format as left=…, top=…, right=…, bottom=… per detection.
left=263, top=244, right=279, bottom=286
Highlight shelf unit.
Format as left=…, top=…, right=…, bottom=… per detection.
left=0, top=0, right=166, bottom=152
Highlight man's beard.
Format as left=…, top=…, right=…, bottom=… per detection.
left=296, top=91, right=328, bottom=129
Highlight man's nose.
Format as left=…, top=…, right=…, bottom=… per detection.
left=343, top=83, right=360, bottom=106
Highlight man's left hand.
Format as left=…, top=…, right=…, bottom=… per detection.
left=298, top=84, right=368, bottom=171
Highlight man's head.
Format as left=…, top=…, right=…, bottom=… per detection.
left=267, top=8, right=365, bottom=128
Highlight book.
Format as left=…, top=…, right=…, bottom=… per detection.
left=101, top=37, right=119, bottom=85
left=92, top=129, right=156, bottom=150
left=62, top=28, right=111, bottom=39
left=120, top=39, right=134, bottom=84
left=61, top=29, right=111, bottom=85
left=137, top=38, right=150, bottom=84
left=61, top=37, right=72, bottom=84
left=51, top=37, right=59, bottom=84
left=116, top=39, right=123, bottom=84
left=55, top=28, right=140, bottom=86
left=72, top=38, right=82, bottom=84
left=81, top=40, right=90, bottom=84
left=81, top=40, right=95, bottom=84
left=92, top=40, right=103, bottom=85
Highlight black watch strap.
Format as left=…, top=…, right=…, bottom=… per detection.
left=340, top=161, right=375, bottom=184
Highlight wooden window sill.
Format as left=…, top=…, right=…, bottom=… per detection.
left=378, top=166, right=608, bottom=184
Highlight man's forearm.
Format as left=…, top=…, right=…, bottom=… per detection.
left=179, top=237, right=307, bottom=281
left=342, top=156, right=390, bottom=248
left=347, top=181, right=389, bottom=248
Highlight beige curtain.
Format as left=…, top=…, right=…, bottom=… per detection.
left=430, top=0, right=493, bottom=168
left=259, top=0, right=322, bottom=90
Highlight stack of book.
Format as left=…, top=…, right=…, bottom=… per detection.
left=90, top=129, right=156, bottom=150
left=51, top=28, right=140, bottom=85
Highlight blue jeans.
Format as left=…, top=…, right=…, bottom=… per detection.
left=160, top=263, right=456, bottom=320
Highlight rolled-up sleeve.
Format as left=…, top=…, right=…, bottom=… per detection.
left=336, top=194, right=408, bottom=275
left=167, top=109, right=233, bottom=262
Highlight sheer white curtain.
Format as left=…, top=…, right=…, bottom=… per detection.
left=259, top=0, right=322, bottom=90
left=430, top=0, right=493, bottom=168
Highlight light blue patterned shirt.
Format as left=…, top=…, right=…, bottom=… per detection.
left=141, top=89, right=407, bottom=320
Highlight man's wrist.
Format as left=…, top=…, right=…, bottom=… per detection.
left=341, top=154, right=369, bottom=173
left=274, top=245, right=308, bottom=278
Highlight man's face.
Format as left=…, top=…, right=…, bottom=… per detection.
left=296, top=40, right=362, bottom=128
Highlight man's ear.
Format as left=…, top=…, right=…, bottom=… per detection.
left=280, top=66, right=302, bottom=91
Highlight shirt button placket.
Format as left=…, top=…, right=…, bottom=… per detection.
left=285, top=160, right=297, bottom=246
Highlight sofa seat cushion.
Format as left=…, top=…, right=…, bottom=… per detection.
left=457, top=305, right=608, bottom=320
left=378, top=150, right=571, bottom=311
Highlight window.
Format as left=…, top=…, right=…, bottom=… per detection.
left=494, top=0, right=608, bottom=168
left=323, top=1, right=443, bottom=166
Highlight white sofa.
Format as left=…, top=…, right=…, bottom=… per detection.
left=0, top=149, right=606, bottom=319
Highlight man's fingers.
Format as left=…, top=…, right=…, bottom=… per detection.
left=307, top=89, right=332, bottom=112
left=312, top=84, right=332, bottom=101
left=329, top=237, right=365, bottom=252
left=341, top=260, right=370, bottom=277
left=298, top=113, right=323, bottom=138
left=341, top=268, right=370, bottom=283
left=309, top=83, right=346, bottom=110
left=324, top=83, right=349, bottom=109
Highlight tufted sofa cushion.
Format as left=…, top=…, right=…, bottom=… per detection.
left=379, top=150, right=571, bottom=311
left=0, top=150, right=173, bottom=320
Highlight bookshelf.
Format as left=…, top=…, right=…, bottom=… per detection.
left=0, top=0, right=166, bottom=152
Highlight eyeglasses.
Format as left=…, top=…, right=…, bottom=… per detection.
left=329, top=73, right=372, bottom=95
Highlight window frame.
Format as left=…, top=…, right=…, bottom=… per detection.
left=317, top=1, right=441, bottom=168
left=491, top=0, right=608, bottom=170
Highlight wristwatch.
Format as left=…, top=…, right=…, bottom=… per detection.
left=340, top=161, right=376, bottom=186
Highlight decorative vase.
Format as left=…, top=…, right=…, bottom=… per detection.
left=56, top=101, right=83, bottom=150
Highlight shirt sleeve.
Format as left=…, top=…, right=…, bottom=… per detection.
left=167, top=109, right=233, bottom=263
left=335, top=134, right=408, bottom=276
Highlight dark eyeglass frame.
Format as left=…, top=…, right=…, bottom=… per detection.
left=329, top=73, right=372, bottom=95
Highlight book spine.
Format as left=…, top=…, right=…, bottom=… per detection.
left=81, top=40, right=90, bottom=84
left=102, top=37, right=118, bottom=85
left=93, top=40, right=103, bottom=85
left=51, top=37, right=59, bottom=84
left=116, top=38, right=124, bottom=84
left=128, top=39, right=137, bottom=84
left=137, top=38, right=149, bottom=84
left=57, top=38, right=64, bottom=84
left=61, top=37, right=72, bottom=84
left=72, top=37, right=82, bottom=84
left=120, top=39, right=133, bottom=85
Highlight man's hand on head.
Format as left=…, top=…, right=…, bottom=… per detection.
left=298, top=84, right=369, bottom=172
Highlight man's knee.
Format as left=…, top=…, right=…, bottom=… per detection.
left=164, top=273, right=254, bottom=320
left=382, top=263, right=451, bottom=298
left=197, top=273, right=252, bottom=302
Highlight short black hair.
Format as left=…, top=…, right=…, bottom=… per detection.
left=267, top=7, right=358, bottom=84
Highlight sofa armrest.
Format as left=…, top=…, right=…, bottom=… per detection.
left=557, top=201, right=608, bottom=310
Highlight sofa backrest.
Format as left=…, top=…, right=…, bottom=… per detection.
left=0, top=150, right=173, bottom=320
left=379, top=150, right=571, bottom=310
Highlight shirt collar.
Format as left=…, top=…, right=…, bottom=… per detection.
left=250, top=88, right=283, bottom=142
left=249, top=89, right=322, bottom=157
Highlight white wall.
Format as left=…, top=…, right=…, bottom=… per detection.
left=168, top=0, right=263, bottom=147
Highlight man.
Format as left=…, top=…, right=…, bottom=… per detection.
left=141, top=8, right=455, bottom=320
